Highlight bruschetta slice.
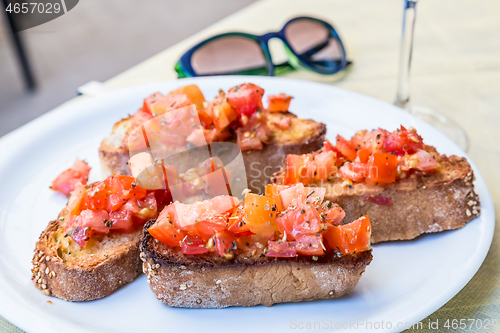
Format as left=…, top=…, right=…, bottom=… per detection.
left=273, top=126, right=480, bottom=243
left=99, top=83, right=326, bottom=194
left=140, top=184, right=372, bottom=308
left=32, top=175, right=171, bottom=301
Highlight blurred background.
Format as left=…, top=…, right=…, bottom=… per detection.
left=0, top=0, right=256, bottom=136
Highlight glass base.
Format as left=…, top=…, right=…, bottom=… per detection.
left=407, top=105, right=469, bottom=151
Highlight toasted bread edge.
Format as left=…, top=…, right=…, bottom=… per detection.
left=31, top=220, right=142, bottom=301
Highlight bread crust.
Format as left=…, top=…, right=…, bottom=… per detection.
left=140, top=220, right=372, bottom=308
left=274, top=155, right=480, bottom=243
left=31, top=219, right=142, bottom=301
left=99, top=112, right=326, bottom=194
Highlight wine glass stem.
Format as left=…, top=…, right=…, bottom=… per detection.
left=395, top=0, right=418, bottom=109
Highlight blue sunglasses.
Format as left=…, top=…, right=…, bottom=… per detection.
left=175, top=16, right=352, bottom=78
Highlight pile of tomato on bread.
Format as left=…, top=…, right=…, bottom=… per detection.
left=33, top=174, right=175, bottom=301
left=147, top=183, right=371, bottom=260
left=284, top=126, right=439, bottom=185
left=62, top=175, right=173, bottom=248
left=125, top=83, right=293, bottom=153
left=276, top=125, right=480, bottom=244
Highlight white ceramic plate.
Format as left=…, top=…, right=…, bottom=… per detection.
left=0, top=77, right=494, bottom=333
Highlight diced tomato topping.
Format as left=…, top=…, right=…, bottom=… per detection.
left=197, top=109, right=213, bottom=128
left=275, top=197, right=323, bottom=240
left=266, top=241, right=297, bottom=257
left=156, top=106, right=201, bottom=147
left=367, top=152, right=398, bottom=183
left=168, top=85, right=206, bottom=109
left=107, top=193, right=125, bottom=213
left=295, top=235, right=325, bottom=256
left=279, top=183, right=325, bottom=209
left=81, top=209, right=110, bottom=234
left=168, top=196, right=238, bottom=229
left=205, top=195, right=239, bottom=215
left=212, top=101, right=237, bottom=130
left=189, top=213, right=229, bottom=241
left=119, top=192, right=157, bottom=227
left=279, top=183, right=306, bottom=208
left=109, top=210, right=135, bottom=233
left=203, top=128, right=232, bottom=143
left=154, top=189, right=173, bottom=208
left=233, top=230, right=255, bottom=238
left=265, top=184, right=285, bottom=211
left=267, top=93, right=293, bottom=112
left=181, top=235, right=209, bottom=254
left=414, top=150, right=439, bottom=171
left=148, top=213, right=185, bottom=247
left=323, top=216, right=371, bottom=254
left=67, top=183, right=86, bottom=216
left=65, top=209, right=110, bottom=241
left=314, top=151, right=337, bottom=181
left=338, top=162, right=368, bottom=182
left=81, top=182, right=108, bottom=211
left=227, top=203, right=250, bottom=234
left=236, top=127, right=263, bottom=150
left=143, top=92, right=164, bottom=114
left=356, top=148, right=371, bottom=164
left=324, top=204, right=345, bottom=226
left=226, top=83, right=265, bottom=116
left=151, top=94, right=193, bottom=117
left=128, top=83, right=280, bottom=154
left=195, top=157, right=231, bottom=196
left=214, top=231, right=237, bottom=257
left=303, top=185, right=326, bottom=203
left=131, top=109, right=154, bottom=128
left=138, top=192, right=158, bottom=218
left=284, top=126, right=436, bottom=186
left=106, top=175, right=147, bottom=201
left=63, top=174, right=165, bottom=248
left=65, top=220, right=91, bottom=248
left=186, top=128, right=207, bottom=147
left=148, top=183, right=371, bottom=259
left=50, top=158, right=91, bottom=196
left=323, top=139, right=335, bottom=152
left=383, top=126, right=424, bottom=156
left=351, top=129, right=387, bottom=153
left=235, top=112, right=271, bottom=151
left=335, top=135, right=358, bottom=161
left=243, top=193, right=277, bottom=239
left=284, top=152, right=338, bottom=184
left=284, top=154, right=310, bottom=184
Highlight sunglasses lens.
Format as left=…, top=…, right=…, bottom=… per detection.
left=285, top=19, right=343, bottom=72
left=191, top=36, right=268, bottom=76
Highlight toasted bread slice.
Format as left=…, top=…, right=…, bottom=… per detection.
left=140, top=220, right=372, bottom=308
left=99, top=112, right=326, bottom=194
left=31, top=210, right=143, bottom=301
left=274, top=155, right=480, bottom=243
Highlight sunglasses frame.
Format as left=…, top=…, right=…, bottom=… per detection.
left=175, top=16, right=350, bottom=78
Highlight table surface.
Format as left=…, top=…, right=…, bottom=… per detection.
left=1, top=0, right=499, bottom=332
